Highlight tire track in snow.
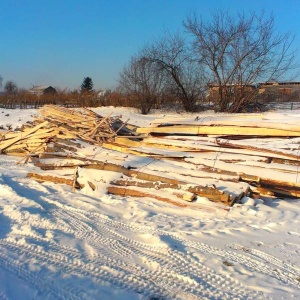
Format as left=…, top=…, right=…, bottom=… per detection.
left=45, top=199, right=265, bottom=299
left=0, top=246, right=83, bottom=300
left=164, top=237, right=300, bottom=288
left=0, top=290, right=8, bottom=300
left=0, top=239, right=181, bottom=300
left=1, top=188, right=265, bottom=300
left=49, top=199, right=300, bottom=289
left=0, top=235, right=261, bottom=300
left=1, top=188, right=278, bottom=299
left=230, top=244, right=300, bottom=278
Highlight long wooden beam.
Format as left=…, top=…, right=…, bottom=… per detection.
left=136, top=125, right=300, bottom=136
left=217, top=138, right=300, bottom=160
left=151, top=119, right=300, bottom=132
left=111, top=179, right=230, bottom=204
left=107, top=186, right=189, bottom=207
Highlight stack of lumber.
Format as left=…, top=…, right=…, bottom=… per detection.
left=38, top=105, right=135, bottom=142
left=124, top=115, right=300, bottom=199
left=136, top=116, right=300, bottom=137
left=1, top=106, right=300, bottom=208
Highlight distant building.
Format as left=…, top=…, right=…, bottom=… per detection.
left=97, top=89, right=111, bottom=99
left=208, top=81, right=300, bottom=102
left=29, top=85, right=57, bottom=96
left=258, top=81, right=300, bottom=97
left=207, top=83, right=256, bottom=102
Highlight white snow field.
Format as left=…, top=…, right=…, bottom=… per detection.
left=0, top=106, right=300, bottom=300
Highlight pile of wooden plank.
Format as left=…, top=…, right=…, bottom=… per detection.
left=127, top=116, right=300, bottom=199
left=0, top=105, right=135, bottom=156
left=1, top=106, right=300, bottom=209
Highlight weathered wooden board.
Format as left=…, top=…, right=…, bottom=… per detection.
left=111, top=179, right=230, bottom=204
left=107, top=185, right=190, bottom=207
left=151, top=119, right=300, bottom=132
left=27, top=172, right=74, bottom=186
left=140, top=137, right=298, bottom=160
left=217, top=138, right=300, bottom=160
left=103, top=142, right=190, bottom=159
left=34, top=158, right=234, bottom=202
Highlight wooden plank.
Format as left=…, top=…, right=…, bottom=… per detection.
left=185, top=153, right=300, bottom=192
left=250, top=186, right=274, bottom=197
left=2, top=127, right=53, bottom=140
left=114, top=137, right=205, bottom=152
left=81, top=107, right=102, bottom=118
left=1, top=152, right=27, bottom=157
left=111, top=179, right=195, bottom=201
left=51, top=137, right=81, bottom=148
left=151, top=119, right=300, bottom=132
left=136, top=125, right=300, bottom=137
left=103, top=142, right=153, bottom=156
left=3, top=142, right=43, bottom=151
left=115, top=137, right=148, bottom=147
left=258, top=184, right=300, bottom=198
left=0, top=121, right=49, bottom=153
left=217, top=138, right=300, bottom=160
left=107, top=185, right=228, bottom=210
left=107, top=185, right=189, bottom=207
left=187, top=186, right=233, bottom=204
left=272, top=157, right=300, bottom=166
left=38, top=153, right=101, bottom=162
left=89, top=112, right=113, bottom=138
left=150, top=114, right=266, bottom=125
left=34, top=159, right=232, bottom=202
left=27, top=172, right=74, bottom=186
left=77, top=134, right=102, bottom=144
left=72, top=166, right=79, bottom=192
left=40, top=106, right=95, bottom=123
left=111, top=179, right=230, bottom=204
left=142, top=137, right=297, bottom=160
left=102, top=142, right=188, bottom=159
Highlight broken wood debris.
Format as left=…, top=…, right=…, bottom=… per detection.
left=0, top=105, right=135, bottom=155
left=1, top=105, right=300, bottom=207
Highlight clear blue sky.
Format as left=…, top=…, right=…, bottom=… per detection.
left=1, top=0, right=300, bottom=91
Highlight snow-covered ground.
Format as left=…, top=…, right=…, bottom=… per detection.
left=0, top=106, right=300, bottom=300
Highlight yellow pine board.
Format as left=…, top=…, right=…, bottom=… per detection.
left=136, top=125, right=300, bottom=136
left=0, top=121, right=49, bottom=152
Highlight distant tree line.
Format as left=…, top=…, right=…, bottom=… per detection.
left=0, top=75, right=143, bottom=110
left=0, top=77, right=101, bottom=109
left=117, top=10, right=298, bottom=113
left=0, top=89, right=101, bottom=109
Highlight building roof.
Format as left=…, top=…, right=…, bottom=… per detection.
left=30, top=85, right=53, bottom=91
left=29, top=85, right=56, bottom=95
left=258, top=81, right=300, bottom=86
left=208, top=83, right=256, bottom=88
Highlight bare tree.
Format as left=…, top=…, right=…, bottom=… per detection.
left=1, top=81, right=19, bottom=109
left=184, top=11, right=298, bottom=112
left=118, top=55, right=166, bottom=114
left=143, top=33, right=207, bottom=112
left=4, top=80, right=18, bottom=94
